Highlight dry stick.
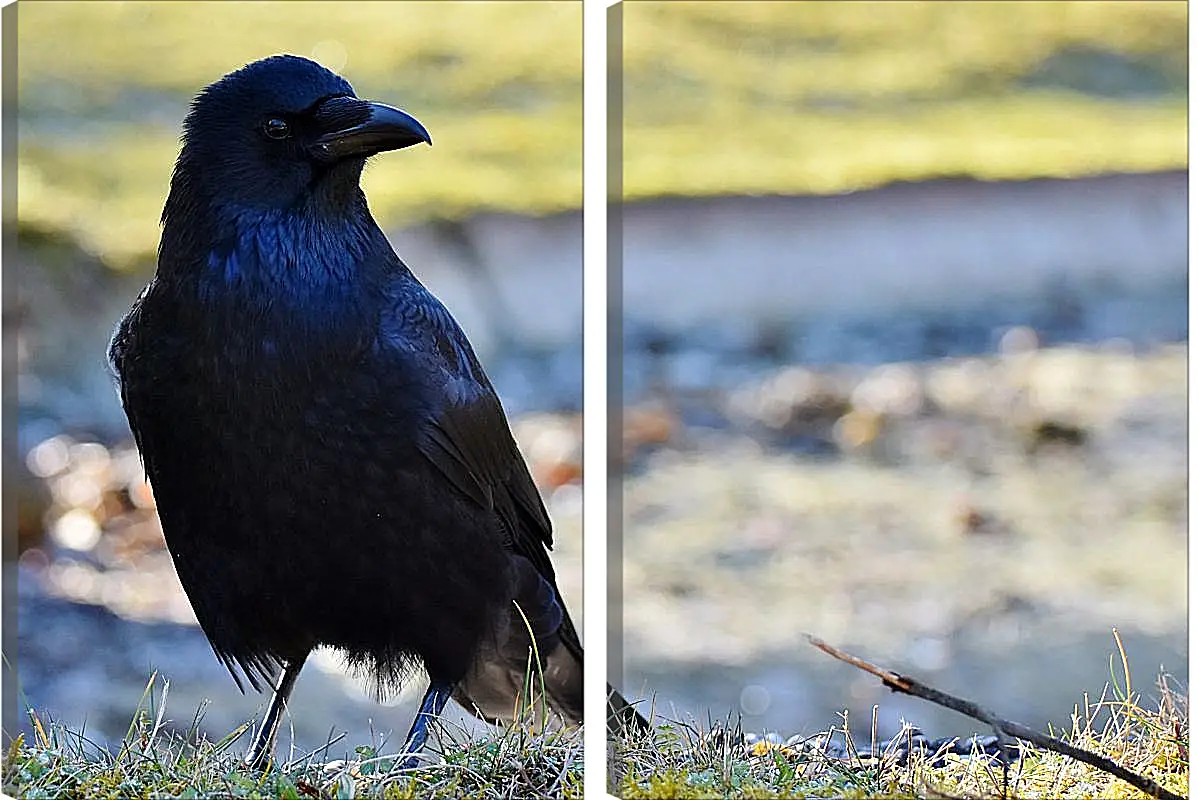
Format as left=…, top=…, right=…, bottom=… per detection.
left=806, top=635, right=1183, bottom=800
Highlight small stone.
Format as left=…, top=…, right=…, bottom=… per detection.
left=999, top=325, right=1040, bottom=356
left=739, top=684, right=771, bottom=716
left=851, top=363, right=924, bottom=417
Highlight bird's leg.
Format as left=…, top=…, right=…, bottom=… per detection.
left=245, top=655, right=308, bottom=771
left=396, top=680, right=454, bottom=770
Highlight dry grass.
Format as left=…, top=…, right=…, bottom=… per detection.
left=5, top=650, right=1184, bottom=797
left=4, top=674, right=584, bottom=799
left=610, top=654, right=1187, bottom=798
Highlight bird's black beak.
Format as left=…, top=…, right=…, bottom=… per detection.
left=311, top=96, right=431, bottom=162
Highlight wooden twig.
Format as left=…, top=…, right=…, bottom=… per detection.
left=806, top=635, right=1183, bottom=800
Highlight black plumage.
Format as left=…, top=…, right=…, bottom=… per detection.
left=108, top=54, right=645, bottom=768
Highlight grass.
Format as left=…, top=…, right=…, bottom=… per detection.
left=6, top=649, right=1185, bottom=798
left=16, top=1, right=1188, bottom=268
left=611, top=650, right=1188, bottom=798
left=4, top=674, right=584, bottom=799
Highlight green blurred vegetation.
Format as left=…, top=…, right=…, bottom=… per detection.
left=17, top=1, right=582, bottom=267
left=16, top=1, right=1188, bottom=268
left=622, top=1, right=1187, bottom=198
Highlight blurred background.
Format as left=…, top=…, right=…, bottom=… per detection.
left=617, top=1, right=1187, bottom=743
left=11, top=1, right=585, bottom=757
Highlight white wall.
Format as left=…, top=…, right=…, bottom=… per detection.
left=397, top=169, right=1187, bottom=352
left=619, top=170, right=1188, bottom=330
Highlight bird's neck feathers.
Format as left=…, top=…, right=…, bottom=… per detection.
left=207, top=203, right=375, bottom=293
left=159, top=179, right=406, bottom=316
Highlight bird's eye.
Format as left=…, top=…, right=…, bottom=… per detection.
left=262, top=118, right=291, bottom=140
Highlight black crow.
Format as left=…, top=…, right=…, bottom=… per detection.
left=108, top=54, right=646, bottom=770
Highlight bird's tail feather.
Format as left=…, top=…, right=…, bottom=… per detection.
left=455, top=634, right=652, bottom=736
left=456, top=557, right=652, bottom=734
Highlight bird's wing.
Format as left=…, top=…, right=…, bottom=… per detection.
left=386, top=282, right=561, bottom=583
left=386, top=280, right=646, bottom=729
left=422, top=394, right=557, bottom=561
left=393, top=285, right=589, bottom=677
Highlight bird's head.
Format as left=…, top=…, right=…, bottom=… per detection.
left=172, top=54, right=431, bottom=215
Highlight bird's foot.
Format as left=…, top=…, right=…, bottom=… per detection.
left=243, top=657, right=308, bottom=772
left=394, top=750, right=431, bottom=771
left=397, top=680, right=454, bottom=770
